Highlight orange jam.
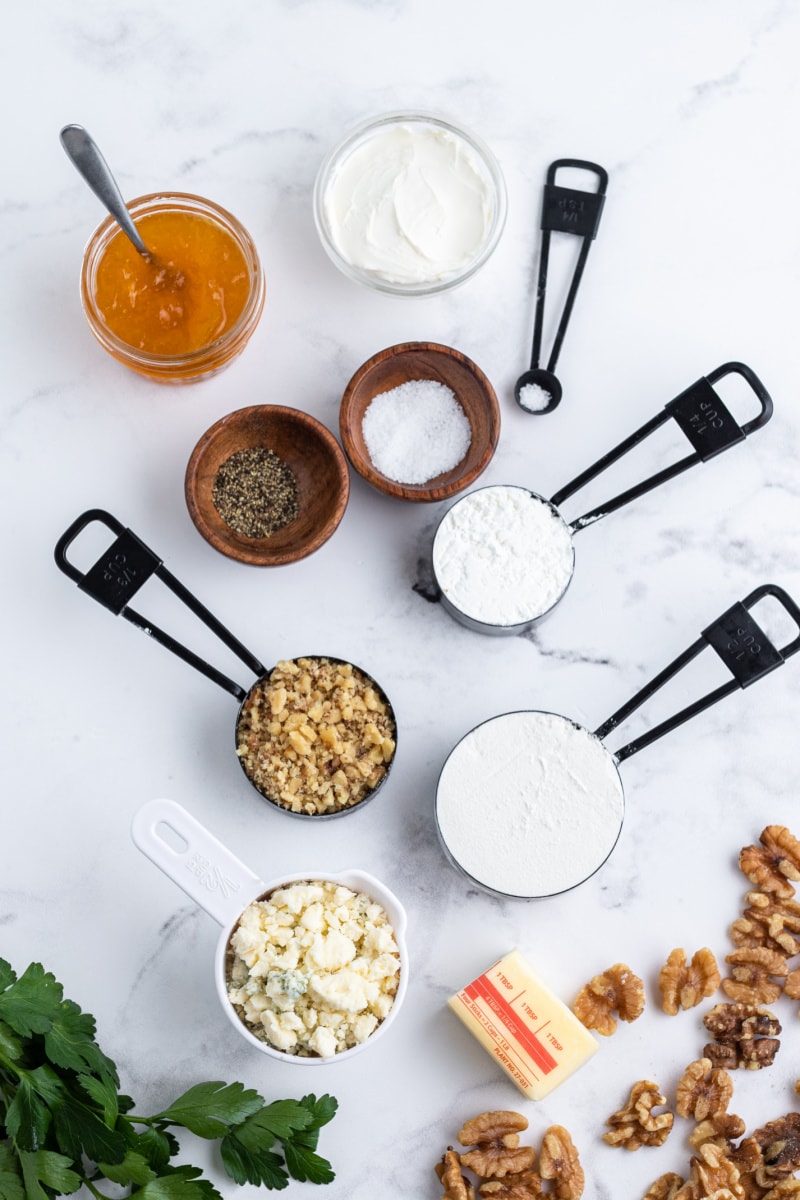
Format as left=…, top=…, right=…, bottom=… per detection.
left=93, top=210, right=251, bottom=356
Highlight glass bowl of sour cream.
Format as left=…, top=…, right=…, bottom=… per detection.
left=313, top=111, right=507, bottom=296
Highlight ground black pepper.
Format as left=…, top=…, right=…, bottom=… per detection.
left=212, top=446, right=300, bottom=538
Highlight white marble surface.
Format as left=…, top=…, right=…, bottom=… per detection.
left=4, top=2, right=800, bottom=1198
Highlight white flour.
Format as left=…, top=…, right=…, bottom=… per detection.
left=432, top=484, right=574, bottom=627
left=436, top=710, right=625, bottom=898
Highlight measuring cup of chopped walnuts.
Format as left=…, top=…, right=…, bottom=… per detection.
left=131, top=799, right=409, bottom=1062
left=55, top=510, right=397, bottom=818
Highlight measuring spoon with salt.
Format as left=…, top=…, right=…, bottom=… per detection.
left=514, top=158, right=608, bottom=415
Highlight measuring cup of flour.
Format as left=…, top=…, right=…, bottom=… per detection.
left=132, top=799, right=409, bottom=1061
left=435, top=584, right=800, bottom=898
left=55, top=510, right=397, bottom=818
left=432, top=362, right=772, bottom=634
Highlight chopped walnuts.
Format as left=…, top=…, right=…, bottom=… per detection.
left=573, top=963, right=645, bottom=1036
left=659, top=948, right=721, bottom=1014
left=235, top=657, right=396, bottom=814
left=603, top=1080, right=674, bottom=1150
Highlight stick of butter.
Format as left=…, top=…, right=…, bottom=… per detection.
left=448, top=948, right=598, bottom=1099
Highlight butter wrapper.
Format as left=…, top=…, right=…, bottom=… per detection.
left=448, top=948, right=598, bottom=1099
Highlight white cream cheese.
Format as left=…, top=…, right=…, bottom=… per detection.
left=436, top=710, right=625, bottom=898
left=322, top=123, right=495, bottom=285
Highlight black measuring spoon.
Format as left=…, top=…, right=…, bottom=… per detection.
left=54, top=510, right=397, bottom=819
left=433, top=362, right=773, bottom=634
left=436, top=584, right=800, bottom=898
left=514, top=158, right=608, bottom=414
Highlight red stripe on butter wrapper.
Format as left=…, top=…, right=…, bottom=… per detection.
left=465, top=976, right=558, bottom=1075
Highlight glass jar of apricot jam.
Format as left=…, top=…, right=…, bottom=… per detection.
left=80, top=193, right=265, bottom=383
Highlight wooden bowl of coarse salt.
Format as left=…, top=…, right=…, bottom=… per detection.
left=339, top=341, right=500, bottom=502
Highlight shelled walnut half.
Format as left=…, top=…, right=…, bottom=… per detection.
left=659, top=948, right=720, bottom=1014
left=739, top=825, right=800, bottom=899
left=603, top=1081, right=674, bottom=1150
left=572, top=963, right=645, bottom=1036
left=539, top=1126, right=584, bottom=1200
left=675, top=1058, right=734, bottom=1122
left=703, top=1002, right=781, bottom=1070
left=458, top=1112, right=536, bottom=1180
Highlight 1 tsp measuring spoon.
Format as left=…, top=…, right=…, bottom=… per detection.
left=433, top=362, right=772, bottom=635
left=435, top=585, right=800, bottom=899
left=514, top=159, right=608, bottom=415
left=132, top=798, right=409, bottom=1062
left=55, top=510, right=397, bottom=818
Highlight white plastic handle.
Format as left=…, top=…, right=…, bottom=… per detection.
left=131, top=799, right=265, bottom=927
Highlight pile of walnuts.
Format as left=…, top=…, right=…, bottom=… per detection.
left=435, top=1111, right=584, bottom=1200
left=570, top=824, right=800, bottom=1199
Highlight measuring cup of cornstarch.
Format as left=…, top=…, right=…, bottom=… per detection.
left=432, top=362, right=773, bottom=634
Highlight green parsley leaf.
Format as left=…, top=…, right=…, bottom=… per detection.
left=96, top=1148, right=156, bottom=1186
left=52, top=1093, right=127, bottom=1164
left=155, top=1081, right=264, bottom=1138
left=17, top=1150, right=81, bottom=1199
left=26, top=1063, right=67, bottom=1108
left=0, top=1144, right=24, bottom=1200
left=138, top=1165, right=223, bottom=1199
left=0, top=1020, right=21, bottom=1063
left=45, top=999, right=119, bottom=1086
left=0, top=964, right=62, bottom=1038
left=299, top=1094, right=338, bottom=1132
left=236, top=1099, right=311, bottom=1145
left=132, top=1126, right=180, bottom=1171
left=282, top=1140, right=335, bottom=1186
left=220, top=1133, right=288, bottom=1190
left=4, top=1078, right=51, bottom=1151
left=0, top=961, right=16, bottom=993
left=75, top=1071, right=119, bottom=1126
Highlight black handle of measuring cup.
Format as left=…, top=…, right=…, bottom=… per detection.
left=530, top=159, right=608, bottom=375
left=594, top=584, right=800, bottom=763
left=551, top=361, right=773, bottom=531
left=54, top=509, right=266, bottom=702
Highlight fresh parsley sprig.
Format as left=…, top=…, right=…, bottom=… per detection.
left=0, top=959, right=337, bottom=1198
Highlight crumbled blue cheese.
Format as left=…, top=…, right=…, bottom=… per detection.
left=226, top=879, right=401, bottom=1057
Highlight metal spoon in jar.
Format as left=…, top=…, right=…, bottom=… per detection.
left=59, top=123, right=183, bottom=289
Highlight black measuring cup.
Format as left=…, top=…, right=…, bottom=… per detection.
left=54, top=510, right=397, bottom=819
left=514, top=158, right=608, bottom=414
left=435, top=584, right=800, bottom=899
left=432, top=362, right=773, bottom=634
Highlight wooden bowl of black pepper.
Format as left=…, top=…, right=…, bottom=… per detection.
left=339, top=341, right=501, bottom=502
left=185, top=405, right=350, bottom=565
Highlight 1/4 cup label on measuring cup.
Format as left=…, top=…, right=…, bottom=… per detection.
left=703, top=602, right=785, bottom=687
left=186, top=852, right=242, bottom=900
left=80, top=528, right=161, bottom=614
left=666, top=377, right=745, bottom=461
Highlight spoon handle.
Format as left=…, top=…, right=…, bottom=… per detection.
left=60, top=123, right=151, bottom=258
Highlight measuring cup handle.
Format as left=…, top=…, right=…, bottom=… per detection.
left=596, top=584, right=800, bottom=762
left=54, top=509, right=265, bottom=700
left=131, top=799, right=265, bottom=927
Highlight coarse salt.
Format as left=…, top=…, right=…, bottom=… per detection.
left=518, top=381, right=553, bottom=412
left=436, top=710, right=625, bottom=898
left=361, top=379, right=471, bottom=485
left=432, top=484, right=574, bottom=627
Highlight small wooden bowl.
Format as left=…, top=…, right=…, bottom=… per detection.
left=339, top=342, right=500, bottom=502
left=185, top=405, right=350, bottom=566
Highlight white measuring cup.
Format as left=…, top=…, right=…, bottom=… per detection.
left=131, top=798, right=409, bottom=1062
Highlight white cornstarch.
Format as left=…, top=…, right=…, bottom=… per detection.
left=432, top=484, right=574, bottom=626
left=361, top=379, right=471, bottom=485
left=518, top=382, right=553, bottom=413
left=436, top=711, right=625, bottom=898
